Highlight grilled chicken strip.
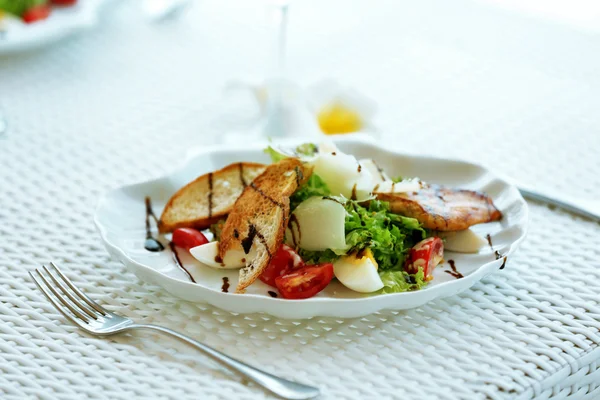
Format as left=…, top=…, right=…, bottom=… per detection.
left=376, top=185, right=502, bottom=231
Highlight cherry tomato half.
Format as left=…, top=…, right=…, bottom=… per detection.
left=404, top=237, right=444, bottom=277
left=275, top=263, right=334, bottom=299
left=260, top=244, right=305, bottom=287
left=172, top=228, right=209, bottom=250
left=23, top=4, right=51, bottom=23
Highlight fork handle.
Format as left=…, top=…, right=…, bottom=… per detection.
left=128, top=324, right=319, bottom=400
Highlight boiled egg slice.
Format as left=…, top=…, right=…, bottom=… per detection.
left=189, top=241, right=251, bottom=269
left=333, top=249, right=384, bottom=293
left=436, top=229, right=487, bottom=253
left=286, top=196, right=346, bottom=251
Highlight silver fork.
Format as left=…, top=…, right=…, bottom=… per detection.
left=30, top=263, right=320, bottom=400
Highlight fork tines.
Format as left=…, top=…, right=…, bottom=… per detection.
left=30, top=262, right=107, bottom=327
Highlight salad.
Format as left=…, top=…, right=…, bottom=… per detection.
left=156, top=142, right=502, bottom=299
left=0, top=0, right=76, bottom=24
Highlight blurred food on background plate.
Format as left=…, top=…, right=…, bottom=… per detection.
left=0, top=0, right=77, bottom=24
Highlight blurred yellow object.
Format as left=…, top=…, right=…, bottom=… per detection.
left=317, top=101, right=363, bottom=135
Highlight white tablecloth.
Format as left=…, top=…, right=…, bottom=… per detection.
left=1, top=1, right=599, bottom=399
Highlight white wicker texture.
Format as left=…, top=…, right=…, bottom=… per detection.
left=1, top=0, right=599, bottom=399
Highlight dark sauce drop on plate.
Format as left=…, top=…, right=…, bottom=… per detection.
left=169, top=242, right=196, bottom=283
left=500, top=256, right=507, bottom=270
left=221, top=277, right=230, bottom=293
left=144, top=197, right=164, bottom=252
left=486, top=234, right=502, bottom=260
left=268, top=291, right=278, bottom=298
left=445, top=259, right=464, bottom=279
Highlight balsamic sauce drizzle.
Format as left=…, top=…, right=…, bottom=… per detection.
left=445, top=259, right=464, bottom=279
left=294, top=166, right=304, bottom=188
left=322, top=196, right=344, bottom=205
left=255, top=230, right=270, bottom=256
left=486, top=234, right=502, bottom=260
left=169, top=242, right=196, bottom=283
left=241, top=224, right=257, bottom=254
left=144, top=197, right=165, bottom=252
left=268, top=291, right=278, bottom=298
left=221, top=277, right=230, bottom=293
left=238, top=162, right=247, bottom=187
left=351, top=184, right=357, bottom=200
left=249, top=182, right=285, bottom=208
left=372, top=160, right=387, bottom=181
left=207, top=172, right=214, bottom=218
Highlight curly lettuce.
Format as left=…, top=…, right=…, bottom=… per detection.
left=379, top=268, right=427, bottom=293
left=344, top=199, right=425, bottom=270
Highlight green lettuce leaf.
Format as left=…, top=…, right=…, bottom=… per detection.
left=290, top=174, right=331, bottom=211
left=378, top=268, right=427, bottom=293
left=264, top=146, right=288, bottom=163
left=343, top=199, right=426, bottom=270
left=297, top=248, right=339, bottom=265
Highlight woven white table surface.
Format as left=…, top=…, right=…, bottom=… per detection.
left=1, top=1, right=599, bottom=399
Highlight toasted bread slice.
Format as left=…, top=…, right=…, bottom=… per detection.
left=158, top=162, right=266, bottom=233
left=218, top=158, right=312, bottom=293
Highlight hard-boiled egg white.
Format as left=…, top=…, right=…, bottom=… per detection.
left=286, top=196, right=346, bottom=251
left=436, top=229, right=487, bottom=253
left=312, top=151, right=373, bottom=201
left=189, top=241, right=253, bottom=269
left=333, top=249, right=384, bottom=293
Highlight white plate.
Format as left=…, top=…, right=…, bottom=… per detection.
left=94, top=136, right=528, bottom=319
left=0, top=0, right=106, bottom=55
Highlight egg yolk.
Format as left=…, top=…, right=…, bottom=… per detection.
left=348, top=248, right=378, bottom=270
left=317, top=102, right=362, bottom=135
